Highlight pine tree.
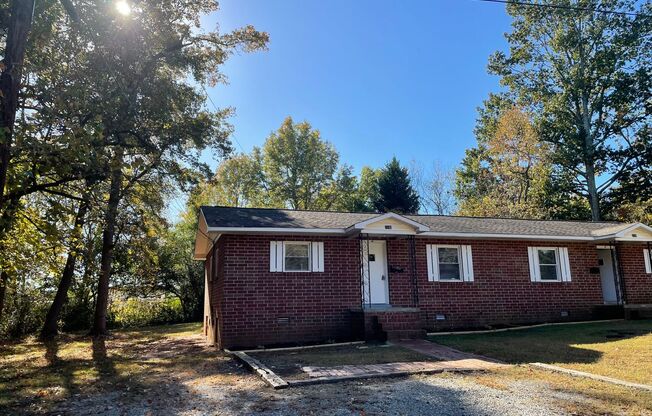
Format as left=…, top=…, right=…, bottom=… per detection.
left=373, top=157, right=420, bottom=214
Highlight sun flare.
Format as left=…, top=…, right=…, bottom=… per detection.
left=115, top=1, right=132, bottom=16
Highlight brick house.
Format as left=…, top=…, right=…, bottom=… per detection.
left=193, top=206, right=652, bottom=349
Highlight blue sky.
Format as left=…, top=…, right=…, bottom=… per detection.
left=203, top=0, right=512, bottom=168
left=169, top=1, right=513, bottom=217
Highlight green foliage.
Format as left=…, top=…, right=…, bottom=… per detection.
left=262, top=117, right=339, bottom=210
left=0, top=0, right=268, bottom=337
left=195, top=117, right=380, bottom=212
left=456, top=105, right=558, bottom=219
left=195, top=153, right=266, bottom=208
left=154, top=221, right=205, bottom=322
left=487, top=0, right=652, bottom=220
left=373, top=157, right=419, bottom=214
left=108, top=297, right=184, bottom=329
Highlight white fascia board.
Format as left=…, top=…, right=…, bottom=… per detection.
left=361, top=229, right=417, bottom=236
left=349, top=212, right=430, bottom=232
left=417, top=232, right=595, bottom=241
left=205, top=227, right=346, bottom=235
left=615, top=237, right=652, bottom=242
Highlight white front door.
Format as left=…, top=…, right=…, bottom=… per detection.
left=363, top=240, right=389, bottom=305
left=597, top=249, right=618, bottom=304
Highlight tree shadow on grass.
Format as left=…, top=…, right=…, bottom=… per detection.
left=92, top=336, right=117, bottom=380
left=430, top=320, right=652, bottom=366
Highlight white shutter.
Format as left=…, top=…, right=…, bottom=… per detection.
left=270, top=241, right=283, bottom=272
left=527, top=247, right=539, bottom=282
left=311, top=242, right=325, bottom=272
left=426, top=244, right=439, bottom=281
left=461, top=245, right=474, bottom=282
left=559, top=247, right=572, bottom=282
left=645, top=249, right=652, bottom=274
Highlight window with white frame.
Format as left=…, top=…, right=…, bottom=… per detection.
left=284, top=242, right=311, bottom=271
left=438, top=246, right=462, bottom=280
left=426, top=244, right=474, bottom=282
left=537, top=248, right=559, bottom=281
left=528, top=247, right=572, bottom=282
left=270, top=241, right=325, bottom=272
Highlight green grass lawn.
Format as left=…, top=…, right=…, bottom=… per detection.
left=431, top=319, right=652, bottom=385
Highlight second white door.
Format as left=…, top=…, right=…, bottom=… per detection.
left=366, top=240, right=389, bottom=305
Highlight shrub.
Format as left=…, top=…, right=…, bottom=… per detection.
left=109, top=297, right=184, bottom=329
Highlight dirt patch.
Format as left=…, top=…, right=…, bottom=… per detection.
left=3, top=324, right=651, bottom=415
left=247, top=342, right=437, bottom=380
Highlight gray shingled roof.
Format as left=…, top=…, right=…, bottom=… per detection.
left=201, top=206, right=377, bottom=229
left=201, top=206, right=633, bottom=238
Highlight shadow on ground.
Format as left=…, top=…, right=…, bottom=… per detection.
left=430, top=320, right=652, bottom=366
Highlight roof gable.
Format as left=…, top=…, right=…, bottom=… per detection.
left=348, top=212, right=430, bottom=234
left=598, top=223, right=652, bottom=241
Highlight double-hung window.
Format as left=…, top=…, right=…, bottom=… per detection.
left=270, top=241, right=325, bottom=272
left=528, top=247, right=572, bottom=282
left=426, top=244, right=474, bottom=282
left=284, top=242, right=311, bottom=272
left=437, top=246, right=462, bottom=281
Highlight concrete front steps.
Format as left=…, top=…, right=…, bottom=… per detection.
left=363, top=307, right=427, bottom=341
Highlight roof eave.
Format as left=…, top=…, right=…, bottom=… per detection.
left=417, top=232, right=595, bottom=241
left=205, top=226, right=347, bottom=235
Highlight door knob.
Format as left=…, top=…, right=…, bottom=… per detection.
left=381, top=275, right=386, bottom=280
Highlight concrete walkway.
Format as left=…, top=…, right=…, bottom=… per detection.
left=395, top=339, right=505, bottom=365
left=294, top=340, right=507, bottom=385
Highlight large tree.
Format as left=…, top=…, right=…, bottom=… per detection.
left=262, top=117, right=339, bottom=210
left=20, top=1, right=268, bottom=336
left=489, top=0, right=652, bottom=221
left=196, top=152, right=266, bottom=208
left=373, top=157, right=419, bottom=214
left=456, top=105, right=556, bottom=218
left=0, top=0, right=81, bottom=233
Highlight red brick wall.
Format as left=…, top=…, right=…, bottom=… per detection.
left=618, top=243, right=652, bottom=304
left=213, top=235, right=362, bottom=348
left=206, top=234, right=652, bottom=348
left=413, top=239, right=603, bottom=329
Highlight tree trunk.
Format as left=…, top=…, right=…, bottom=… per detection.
left=0, top=0, right=36, bottom=211
left=0, top=270, right=10, bottom=325
left=586, top=162, right=601, bottom=221
left=580, top=84, right=600, bottom=221
left=40, top=199, right=89, bottom=340
left=90, top=152, right=123, bottom=336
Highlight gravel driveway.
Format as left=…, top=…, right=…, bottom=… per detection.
left=45, top=333, right=580, bottom=416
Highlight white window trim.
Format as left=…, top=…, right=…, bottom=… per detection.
left=270, top=241, right=325, bottom=273
left=644, top=249, right=652, bottom=274
left=426, top=244, right=474, bottom=282
left=282, top=241, right=312, bottom=272
left=528, top=247, right=572, bottom=283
